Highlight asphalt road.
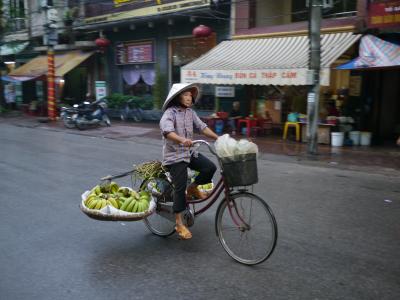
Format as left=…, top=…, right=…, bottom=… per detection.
left=1, top=124, right=399, bottom=300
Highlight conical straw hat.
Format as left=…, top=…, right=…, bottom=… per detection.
left=161, top=83, right=200, bottom=112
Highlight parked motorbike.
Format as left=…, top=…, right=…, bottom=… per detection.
left=120, top=98, right=144, bottom=122
left=60, top=98, right=111, bottom=130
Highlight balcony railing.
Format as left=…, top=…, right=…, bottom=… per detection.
left=5, top=18, right=27, bottom=32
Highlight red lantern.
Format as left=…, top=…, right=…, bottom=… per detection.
left=95, top=37, right=111, bottom=52
left=192, top=24, right=212, bottom=38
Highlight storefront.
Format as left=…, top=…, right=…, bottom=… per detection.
left=181, top=32, right=361, bottom=141
left=2, top=50, right=95, bottom=115
left=337, top=34, right=400, bottom=144
left=80, top=0, right=230, bottom=112
left=116, top=39, right=156, bottom=97
left=103, top=18, right=227, bottom=112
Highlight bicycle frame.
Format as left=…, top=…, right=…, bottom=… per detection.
left=184, top=140, right=251, bottom=229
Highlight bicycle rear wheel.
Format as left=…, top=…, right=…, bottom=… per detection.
left=215, top=192, right=277, bottom=265
left=141, top=178, right=175, bottom=237
left=144, top=211, right=175, bottom=237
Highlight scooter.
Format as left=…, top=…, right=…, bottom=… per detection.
left=60, top=98, right=111, bottom=130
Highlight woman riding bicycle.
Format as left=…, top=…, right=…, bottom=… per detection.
left=159, top=83, right=219, bottom=240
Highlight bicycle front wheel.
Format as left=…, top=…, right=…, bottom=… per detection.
left=215, top=192, right=277, bottom=265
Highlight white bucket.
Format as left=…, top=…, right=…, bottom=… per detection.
left=360, top=131, right=372, bottom=146
left=331, top=132, right=344, bottom=147
left=349, top=131, right=361, bottom=146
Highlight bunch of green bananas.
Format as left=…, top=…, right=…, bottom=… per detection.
left=84, top=182, right=121, bottom=210
left=84, top=182, right=151, bottom=214
left=119, top=190, right=151, bottom=213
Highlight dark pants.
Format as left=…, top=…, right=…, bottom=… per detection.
left=166, top=153, right=217, bottom=213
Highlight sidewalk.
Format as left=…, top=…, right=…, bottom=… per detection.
left=1, top=113, right=399, bottom=173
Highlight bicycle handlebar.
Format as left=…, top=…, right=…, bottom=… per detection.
left=191, top=140, right=218, bottom=156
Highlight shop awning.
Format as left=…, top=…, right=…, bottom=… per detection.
left=336, top=35, right=400, bottom=70
left=0, top=42, right=29, bottom=56
left=181, top=32, right=361, bottom=86
left=7, top=51, right=94, bottom=81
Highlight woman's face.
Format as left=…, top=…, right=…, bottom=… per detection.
left=178, top=91, right=193, bottom=108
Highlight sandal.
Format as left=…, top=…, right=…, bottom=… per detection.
left=186, top=184, right=208, bottom=200
left=175, top=224, right=192, bottom=240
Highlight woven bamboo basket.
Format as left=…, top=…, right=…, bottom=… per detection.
left=80, top=189, right=156, bottom=222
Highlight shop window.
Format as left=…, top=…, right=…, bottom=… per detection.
left=291, top=0, right=357, bottom=22
left=170, top=33, right=216, bottom=84
left=253, top=0, right=358, bottom=26
left=194, top=84, right=215, bottom=111
left=6, top=0, right=26, bottom=31
left=170, top=34, right=216, bottom=110
left=123, top=77, right=152, bottom=97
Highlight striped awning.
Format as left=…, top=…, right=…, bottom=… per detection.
left=181, top=32, right=361, bottom=86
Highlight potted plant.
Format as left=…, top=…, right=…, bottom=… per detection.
left=63, top=7, right=79, bottom=26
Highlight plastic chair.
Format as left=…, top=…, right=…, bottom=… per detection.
left=283, top=122, right=300, bottom=141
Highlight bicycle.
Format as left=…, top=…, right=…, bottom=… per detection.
left=141, top=140, right=278, bottom=265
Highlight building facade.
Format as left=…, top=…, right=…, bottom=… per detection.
left=74, top=0, right=231, bottom=111
left=182, top=0, right=399, bottom=144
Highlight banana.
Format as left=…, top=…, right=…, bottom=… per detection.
left=141, top=200, right=149, bottom=212
left=85, top=196, right=97, bottom=208
left=92, top=185, right=101, bottom=195
left=100, top=199, right=107, bottom=209
left=139, top=201, right=146, bottom=213
left=94, top=199, right=103, bottom=210
left=118, top=187, right=131, bottom=198
left=117, top=198, right=124, bottom=209
left=131, top=190, right=139, bottom=199
left=88, top=199, right=99, bottom=209
left=120, top=197, right=134, bottom=211
left=140, top=200, right=149, bottom=212
left=107, top=197, right=119, bottom=209
left=131, top=200, right=140, bottom=213
left=126, top=199, right=137, bottom=212
left=110, top=182, right=119, bottom=194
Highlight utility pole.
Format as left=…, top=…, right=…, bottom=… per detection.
left=0, top=1, right=6, bottom=106
left=42, top=0, right=58, bottom=121
left=307, top=0, right=322, bottom=155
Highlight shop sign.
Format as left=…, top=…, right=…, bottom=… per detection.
left=4, top=83, right=15, bottom=104
left=307, top=92, right=316, bottom=104
left=182, top=69, right=331, bottom=86
left=95, top=81, right=107, bottom=101
left=115, top=40, right=154, bottom=65
left=114, top=0, right=163, bottom=7
left=86, top=0, right=210, bottom=24
left=368, top=0, right=400, bottom=28
left=215, top=86, right=235, bottom=97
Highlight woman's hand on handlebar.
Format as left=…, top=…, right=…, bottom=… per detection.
left=181, top=138, right=193, bottom=147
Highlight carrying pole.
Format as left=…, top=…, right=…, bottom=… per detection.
left=307, top=0, right=322, bottom=155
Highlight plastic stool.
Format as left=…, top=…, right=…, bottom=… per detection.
left=283, top=122, right=300, bottom=142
